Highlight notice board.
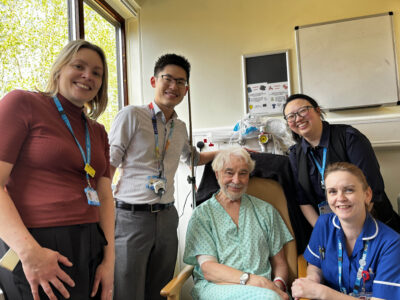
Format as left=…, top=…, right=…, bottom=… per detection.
left=242, top=50, right=290, bottom=115
left=295, top=12, right=399, bottom=110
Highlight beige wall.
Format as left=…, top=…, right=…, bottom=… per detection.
left=131, top=0, right=400, bottom=129
left=103, top=0, right=400, bottom=208
left=124, top=0, right=400, bottom=211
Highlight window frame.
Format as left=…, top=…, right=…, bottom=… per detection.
left=69, top=0, right=129, bottom=107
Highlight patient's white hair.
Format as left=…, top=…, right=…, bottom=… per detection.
left=212, top=147, right=255, bottom=173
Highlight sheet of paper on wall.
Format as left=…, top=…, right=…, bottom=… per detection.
left=247, top=81, right=288, bottom=115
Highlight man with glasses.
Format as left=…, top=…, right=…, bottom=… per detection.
left=109, top=54, right=217, bottom=299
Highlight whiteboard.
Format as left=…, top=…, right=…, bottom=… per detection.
left=296, top=12, right=399, bottom=110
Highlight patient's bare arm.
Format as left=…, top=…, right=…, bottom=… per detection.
left=270, top=248, right=289, bottom=291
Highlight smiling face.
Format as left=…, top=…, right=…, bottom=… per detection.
left=215, top=156, right=250, bottom=201
left=284, top=98, right=323, bottom=142
left=325, top=170, right=372, bottom=224
left=58, top=48, right=104, bottom=107
left=151, top=64, right=188, bottom=113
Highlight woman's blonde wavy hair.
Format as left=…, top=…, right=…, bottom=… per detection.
left=42, top=39, right=108, bottom=119
left=324, top=162, right=369, bottom=191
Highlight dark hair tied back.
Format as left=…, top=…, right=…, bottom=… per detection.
left=282, top=93, right=325, bottom=143
left=282, top=93, right=320, bottom=115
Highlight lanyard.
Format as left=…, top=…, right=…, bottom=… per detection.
left=338, top=239, right=369, bottom=296
left=53, top=96, right=93, bottom=186
left=310, top=147, right=327, bottom=189
left=148, top=102, right=174, bottom=176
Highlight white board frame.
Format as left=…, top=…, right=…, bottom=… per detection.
left=295, top=12, right=399, bottom=110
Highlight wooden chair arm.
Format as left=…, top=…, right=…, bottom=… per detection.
left=297, top=254, right=307, bottom=278
left=160, top=265, right=194, bottom=300
left=297, top=254, right=310, bottom=300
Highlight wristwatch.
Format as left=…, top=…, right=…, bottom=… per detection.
left=239, top=272, right=250, bottom=285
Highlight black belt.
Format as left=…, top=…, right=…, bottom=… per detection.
left=115, top=201, right=174, bottom=213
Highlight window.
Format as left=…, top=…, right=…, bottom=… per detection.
left=0, top=0, right=69, bottom=96
left=0, top=0, right=128, bottom=131
left=83, top=0, right=125, bottom=131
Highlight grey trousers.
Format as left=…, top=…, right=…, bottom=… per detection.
left=114, top=205, right=179, bottom=300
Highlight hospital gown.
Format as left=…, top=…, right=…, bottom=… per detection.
left=184, top=193, right=293, bottom=300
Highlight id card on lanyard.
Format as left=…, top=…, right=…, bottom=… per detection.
left=338, top=239, right=371, bottom=298
left=53, top=96, right=100, bottom=206
left=310, top=147, right=327, bottom=190
left=310, top=147, right=330, bottom=215
left=146, top=102, right=174, bottom=197
left=318, top=201, right=333, bottom=215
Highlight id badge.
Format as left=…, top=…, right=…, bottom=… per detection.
left=146, top=175, right=167, bottom=196
left=85, top=186, right=100, bottom=206
left=349, top=292, right=372, bottom=299
left=358, top=293, right=373, bottom=300
left=318, top=201, right=332, bottom=215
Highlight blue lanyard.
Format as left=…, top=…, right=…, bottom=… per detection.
left=53, top=96, right=92, bottom=186
left=338, top=239, right=369, bottom=296
left=148, top=103, right=174, bottom=176
left=310, top=147, right=327, bottom=188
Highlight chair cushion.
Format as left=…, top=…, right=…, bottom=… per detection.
left=247, top=177, right=298, bottom=287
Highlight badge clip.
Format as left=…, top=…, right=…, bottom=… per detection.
left=319, top=246, right=325, bottom=260
left=85, top=163, right=96, bottom=178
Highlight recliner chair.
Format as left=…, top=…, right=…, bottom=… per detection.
left=161, top=177, right=309, bottom=300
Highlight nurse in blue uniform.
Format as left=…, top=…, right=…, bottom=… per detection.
left=291, top=162, right=400, bottom=300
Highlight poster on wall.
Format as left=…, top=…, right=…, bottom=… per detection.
left=243, top=50, right=290, bottom=115
left=247, top=81, right=289, bottom=114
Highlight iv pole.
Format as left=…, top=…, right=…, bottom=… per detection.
left=186, top=81, right=197, bottom=210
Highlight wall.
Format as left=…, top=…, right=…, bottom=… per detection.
left=133, top=0, right=400, bottom=204
left=136, top=0, right=400, bottom=126
left=120, top=1, right=400, bottom=298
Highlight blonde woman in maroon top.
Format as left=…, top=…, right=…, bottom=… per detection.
left=0, top=40, right=114, bottom=300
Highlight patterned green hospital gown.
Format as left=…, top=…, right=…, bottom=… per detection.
left=183, top=193, right=293, bottom=300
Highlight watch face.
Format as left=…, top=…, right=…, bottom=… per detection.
left=240, top=272, right=249, bottom=284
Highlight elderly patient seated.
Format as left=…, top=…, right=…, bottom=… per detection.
left=183, top=147, right=292, bottom=300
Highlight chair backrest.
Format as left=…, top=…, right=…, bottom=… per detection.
left=246, top=177, right=298, bottom=287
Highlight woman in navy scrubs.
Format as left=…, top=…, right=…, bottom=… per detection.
left=292, top=162, right=400, bottom=299
left=283, top=94, right=400, bottom=232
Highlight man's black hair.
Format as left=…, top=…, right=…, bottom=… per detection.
left=154, top=54, right=191, bottom=80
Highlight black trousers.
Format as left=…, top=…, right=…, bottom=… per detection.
left=0, top=223, right=107, bottom=300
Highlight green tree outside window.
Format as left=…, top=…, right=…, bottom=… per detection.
left=0, top=0, right=68, bottom=97
left=1, top=0, right=121, bottom=133
left=84, top=2, right=120, bottom=133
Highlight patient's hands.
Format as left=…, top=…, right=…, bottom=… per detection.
left=247, top=274, right=289, bottom=300
left=291, top=277, right=324, bottom=300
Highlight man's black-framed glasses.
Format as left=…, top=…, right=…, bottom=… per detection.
left=160, top=74, right=188, bottom=88
left=284, top=106, right=314, bottom=123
